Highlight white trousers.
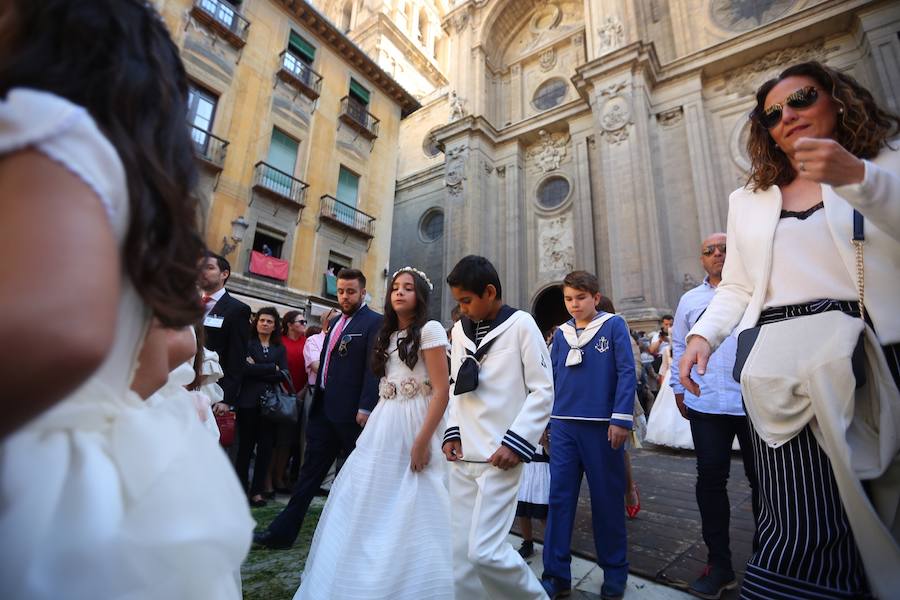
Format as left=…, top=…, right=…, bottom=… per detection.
left=450, top=461, right=548, bottom=599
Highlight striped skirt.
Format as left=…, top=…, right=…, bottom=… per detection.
left=740, top=301, right=900, bottom=599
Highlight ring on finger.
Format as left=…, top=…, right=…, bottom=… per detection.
left=799, top=161, right=806, bottom=172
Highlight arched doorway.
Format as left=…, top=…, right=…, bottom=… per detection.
left=532, top=285, right=569, bottom=339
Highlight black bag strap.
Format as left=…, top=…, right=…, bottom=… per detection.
left=853, top=209, right=864, bottom=241
left=279, top=369, right=296, bottom=395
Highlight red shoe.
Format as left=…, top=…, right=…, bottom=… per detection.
left=625, top=485, right=641, bottom=519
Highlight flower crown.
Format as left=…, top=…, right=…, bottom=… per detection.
left=391, top=266, right=434, bottom=290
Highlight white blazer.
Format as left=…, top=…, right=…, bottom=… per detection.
left=690, top=142, right=900, bottom=348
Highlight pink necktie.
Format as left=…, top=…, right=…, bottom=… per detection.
left=321, top=315, right=347, bottom=385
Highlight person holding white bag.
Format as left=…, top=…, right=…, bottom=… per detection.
left=679, top=61, right=900, bottom=599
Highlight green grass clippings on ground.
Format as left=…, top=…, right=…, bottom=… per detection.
left=241, top=503, right=323, bottom=600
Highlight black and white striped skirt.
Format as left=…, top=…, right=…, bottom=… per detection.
left=739, top=301, right=900, bottom=599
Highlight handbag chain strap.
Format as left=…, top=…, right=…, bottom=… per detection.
left=852, top=209, right=865, bottom=321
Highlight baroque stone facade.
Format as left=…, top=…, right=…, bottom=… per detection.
left=379, top=0, right=900, bottom=329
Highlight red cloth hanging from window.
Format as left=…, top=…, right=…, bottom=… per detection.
left=249, top=250, right=289, bottom=281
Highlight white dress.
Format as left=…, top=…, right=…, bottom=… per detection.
left=0, top=90, right=254, bottom=600
left=295, top=320, right=454, bottom=600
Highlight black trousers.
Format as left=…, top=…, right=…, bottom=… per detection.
left=688, top=408, right=760, bottom=571
left=235, top=406, right=276, bottom=497
left=265, top=409, right=361, bottom=544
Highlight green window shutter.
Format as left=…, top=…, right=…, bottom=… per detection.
left=336, top=166, right=359, bottom=208
left=288, top=31, right=316, bottom=63
left=266, top=129, right=299, bottom=175
left=324, top=273, right=337, bottom=296
left=348, top=78, right=370, bottom=105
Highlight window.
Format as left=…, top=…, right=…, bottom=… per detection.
left=346, top=78, right=371, bottom=122
left=337, top=166, right=359, bottom=206
left=422, top=130, right=441, bottom=157
left=252, top=227, right=284, bottom=259
left=283, top=31, right=316, bottom=85
left=262, top=129, right=299, bottom=195
left=187, top=84, right=218, bottom=153
left=324, top=251, right=351, bottom=297
left=536, top=176, right=570, bottom=209
left=417, top=8, right=428, bottom=44
left=533, top=78, right=567, bottom=111
left=419, top=209, right=444, bottom=242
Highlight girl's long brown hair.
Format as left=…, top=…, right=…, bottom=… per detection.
left=746, top=61, right=900, bottom=191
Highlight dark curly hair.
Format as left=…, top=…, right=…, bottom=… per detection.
left=371, top=269, right=431, bottom=378
left=746, top=61, right=900, bottom=191
left=0, top=0, right=206, bottom=327
left=253, top=307, right=283, bottom=346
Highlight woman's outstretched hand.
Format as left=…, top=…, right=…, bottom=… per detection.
left=678, top=336, right=712, bottom=397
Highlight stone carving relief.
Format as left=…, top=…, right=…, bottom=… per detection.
left=495, top=165, right=507, bottom=178
left=724, top=39, right=831, bottom=96
left=598, top=95, right=632, bottom=144
left=448, top=90, right=467, bottom=122
left=445, top=145, right=468, bottom=199
left=539, top=48, right=557, bottom=71
left=597, top=15, right=625, bottom=53
left=451, top=10, right=469, bottom=33
left=657, top=107, right=684, bottom=127
left=527, top=130, right=570, bottom=173
left=539, top=216, right=576, bottom=274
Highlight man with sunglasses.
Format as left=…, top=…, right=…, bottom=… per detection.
left=255, top=268, right=383, bottom=550
left=669, top=233, right=759, bottom=599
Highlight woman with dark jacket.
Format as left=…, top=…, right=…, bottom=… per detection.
left=235, top=306, right=288, bottom=507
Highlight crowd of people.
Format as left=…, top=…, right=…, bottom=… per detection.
left=1, top=1, right=899, bottom=599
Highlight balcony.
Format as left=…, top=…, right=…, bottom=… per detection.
left=252, top=161, right=308, bottom=208
left=190, top=0, right=250, bottom=49
left=318, top=194, right=375, bottom=240
left=338, top=96, right=380, bottom=140
left=190, top=125, right=228, bottom=171
left=277, top=51, right=323, bottom=100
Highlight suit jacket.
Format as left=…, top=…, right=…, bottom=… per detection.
left=235, top=339, right=288, bottom=409
left=313, top=304, right=383, bottom=423
left=203, top=290, right=251, bottom=406
left=690, top=142, right=900, bottom=349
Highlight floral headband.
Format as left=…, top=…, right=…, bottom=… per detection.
left=391, top=266, right=434, bottom=291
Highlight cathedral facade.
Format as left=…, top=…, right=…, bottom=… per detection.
left=328, top=0, right=900, bottom=331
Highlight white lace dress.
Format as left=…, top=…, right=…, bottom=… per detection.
left=295, top=320, right=453, bottom=600
left=0, top=89, right=253, bottom=600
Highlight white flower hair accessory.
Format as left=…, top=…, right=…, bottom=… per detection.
left=391, top=266, right=434, bottom=291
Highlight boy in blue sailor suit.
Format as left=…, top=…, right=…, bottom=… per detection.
left=441, top=255, right=554, bottom=600
left=541, top=270, right=637, bottom=600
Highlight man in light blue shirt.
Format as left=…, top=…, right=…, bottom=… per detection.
left=670, top=232, right=759, bottom=600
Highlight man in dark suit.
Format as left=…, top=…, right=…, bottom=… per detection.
left=254, top=268, right=382, bottom=549
left=199, top=253, right=251, bottom=415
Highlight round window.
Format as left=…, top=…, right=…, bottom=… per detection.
left=419, top=209, right=444, bottom=242
left=536, top=176, right=570, bottom=209
left=422, top=131, right=441, bottom=157
left=533, top=79, right=567, bottom=111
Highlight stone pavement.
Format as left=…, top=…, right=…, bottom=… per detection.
left=510, top=534, right=692, bottom=600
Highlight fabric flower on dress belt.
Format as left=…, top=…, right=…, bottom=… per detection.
left=379, top=379, right=397, bottom=400
left=398, top=377, right=420, bottom=399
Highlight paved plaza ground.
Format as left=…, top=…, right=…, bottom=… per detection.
left=243, top=444, right=753, bottom=599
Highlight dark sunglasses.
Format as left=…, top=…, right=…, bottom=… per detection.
left=753, top=86, right=820, bottom=129
left=701, top=243, right=726, bottom=256
left=293, top=319, right=307, bottom=325
left=338, top=334, right=353, bottom=357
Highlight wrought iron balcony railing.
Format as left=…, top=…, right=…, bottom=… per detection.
left=190, top=125, right=228, bottom=170
left=252, top=161, right=308, bottom=206
left=190, top=0, right=250, bottom=49
left=338, top=96, right=380, bottom=140
left=277, top=51, right=323, bottom=100
left=319, top=194, right=375, bottom=239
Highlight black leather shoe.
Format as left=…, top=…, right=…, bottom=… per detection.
left=689, top=565, right=737, bottom=599
left=249, top=498, right=268, bottom=508
left=541, top=577, right=572, bottom=599
left=518, top=540, right=535, bottom=559
left=252, top=530, right=293, bottom=550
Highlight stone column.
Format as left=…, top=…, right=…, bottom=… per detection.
left=858, top=4, right=900, bottom=113
left=572, top=134, right=597, bottom=273
left=681, top=79, right=726, bottom=236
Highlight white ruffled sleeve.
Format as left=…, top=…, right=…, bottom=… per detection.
left=420, top=320, right=450, bottom=350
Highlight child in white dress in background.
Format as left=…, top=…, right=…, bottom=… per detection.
left=295, top=267, right=453, bottom=600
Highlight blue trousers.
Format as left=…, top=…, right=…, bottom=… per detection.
left=542, top=419, right=628, bottom=587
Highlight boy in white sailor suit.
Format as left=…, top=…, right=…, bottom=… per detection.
left=441, top=255, right=554, bottom=600
left=541, top=271, right=636, bottom=600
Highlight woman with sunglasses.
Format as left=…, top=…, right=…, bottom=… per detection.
left=679, top=62, right=900, bottom=598
left=235, top=307, right=289, bottom=507
left=294, top=268, right=453, bottom=599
